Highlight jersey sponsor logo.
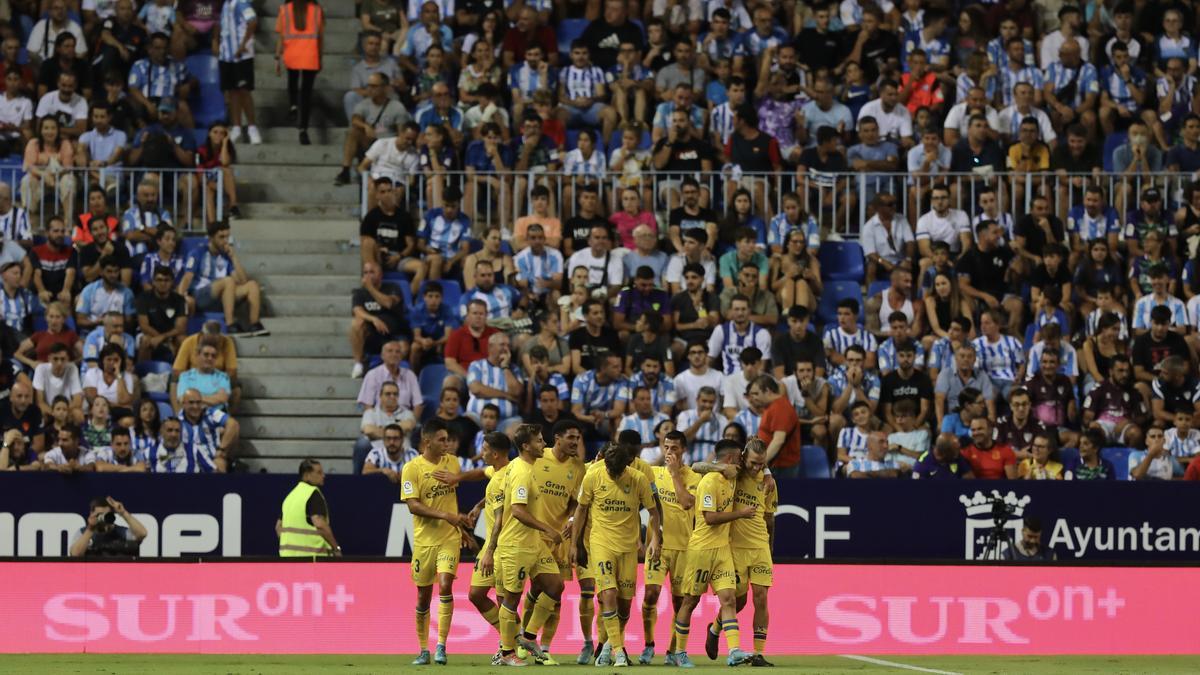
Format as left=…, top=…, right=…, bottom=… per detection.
left=516, top=486, right=527, bottom=500
left=401, top=481, right=413, bottom=495
left=703, top=494, right=714, bottom=508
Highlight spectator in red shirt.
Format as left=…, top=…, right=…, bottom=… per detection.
left=751, top=374, right=801, bottom=477
left=501, top=6, right=557, bottom=70
left=444, top=298, right=497, bottom=391
left=1185, top=454, right=1200, bottom=481
left=900, top=49, right=944, bottom=116
left=962, top=416, right=1018, bottom=479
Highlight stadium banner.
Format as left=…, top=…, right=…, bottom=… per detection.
left=2, top=474, right=1200, bottom=561
left=3, top=561, right=1199, bottom=655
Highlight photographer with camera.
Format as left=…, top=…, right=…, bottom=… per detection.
left=1002, top=516, right=1055, bottom=561
left=68, top=496, right=148, bottom=557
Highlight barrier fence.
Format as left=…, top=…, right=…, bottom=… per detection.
left=8, top=166, right=223, bottom=232
left=4, top=473, right=1199, bottom=561
left=364, top=168, right=1197, bottom=239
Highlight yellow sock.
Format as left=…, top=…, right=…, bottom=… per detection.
left=597, top=603, right=609, bottom=643
left=481, top=605, right=500, bottom=632
left=721, top=618, right=741, bottom=652
left=580, top=590, right=596, bottom=643
left=520, top=591, right=537, bottom=630
left=541, top=604, right=561, bottom=650
left=524, top=592, right=558, bottom=637
left=753, top=628, right=767, bottom=654
left=602, top=610, right=623, bottom=650
left=642, top=603, right=657, bottom=647
left=672, top=619, right=690, bottom=654
left=499, top=605, right=519, bottom=652
left=415, top=607, right=430, bottom=651
left=437, top=595, right=453, bottom=646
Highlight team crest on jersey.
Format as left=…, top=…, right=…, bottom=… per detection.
left=703, top=494, right=714, bottom=508
left=567, top=471, right=574, bottom=480
left=622, top=482, right=631, bottom=494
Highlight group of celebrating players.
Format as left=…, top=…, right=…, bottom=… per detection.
left=398, top=417, right=778, bottom=668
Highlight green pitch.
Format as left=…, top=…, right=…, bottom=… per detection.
left=8, top=654, right=1200, bottom=674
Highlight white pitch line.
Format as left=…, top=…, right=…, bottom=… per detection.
left=839, top=654, right=964, bottom=675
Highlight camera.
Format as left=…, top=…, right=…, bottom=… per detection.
left=101, top=512, right=116, bottom=525
left=990, top=495, right=1016, bottom=526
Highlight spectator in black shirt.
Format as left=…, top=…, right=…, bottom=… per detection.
left=772, top=305, right=826, bottom=378
left=1131, top=306, right=1193, bottom=390
left=581, top=0, right=645, bottom=70
left=360, top=178, right=422, bottom=295
left=527, top=385, right=579, bottom=445
left=949, top=114, right=1004, bottom=204
left=1013, top=195, right=1067, bottom=268
left=1050, top=124, right=1101, bottom=217
left=794, top=4, right=841, bottom=74
left=37, top=33, right=90, bottom=100
left=135, top=266, right=187, bottom=362
left=879, top=339, right=933, bottom=429
left=667, top=176, right=719, bottom=254
left=93, top=0, right=146, bottom=85
left=1028, top=243, right=1072, bottom=309
left=568, top=298, right=622, bottom=375
left=652, top=107, right=715, bottom=211
left=840, top=7, right=901, bottom=83
left=77, top=216, right=133, bottom=287
left=724, top=104, right=780, bottom=218
left=957, top=220, right=1023, bottom=335
left=350, top=261, right=407, bottom=379
left=563, top=184, right=611, bottom=257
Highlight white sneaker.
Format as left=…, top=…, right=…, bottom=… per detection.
left=247, top=125, right=263, bottom=145
left=229, top=126, right=242, bottom=143
left=351, top=362, right=364, bottom=378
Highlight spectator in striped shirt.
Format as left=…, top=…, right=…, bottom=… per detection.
left=571, top=352, right=626, bottom=440
left=0, top=261, right=37, bottom=338
left=559, top=41, right=619, bottom=147
left=514, top=223, right=564, bottom=308
left=1132, top=264, right=1187, bottom=336
left=509, top=44, right=555, bottom=125
left=466, top=332, right=523, bottom=431
left=847, top=430, right=908, bottom=478
left=178, top=221, right=267, bottom=337
left=676, top=385, right=726, bottom=463
left=460, top=259, right=523, bottom=321
left=362, top=423, right=417, bottom=482
left=121, top=180, right=171, bottom=258
left=823, top=298, right=878, bottom=371
left=836, top=400, right=872, bottom=471
left=973, top=308, right=1025, bottom=400
left=127, top=32, right=195, bottom=128
left=617, top=385, right=669, bottom=452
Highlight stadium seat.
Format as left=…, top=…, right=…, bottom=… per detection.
left=423, top=279, right=461, bottom=310
left=135, top=361, right=173, bottom=403
left=181, top=236, right=207, bottom=260
left=418, top=363, right=448, bottom=404
left=1101, top=131, right=1126, bottom=173
left=609, top=128, right=652, bottom=152
left=818, top=241, right=865, bottom=282
left=866, top=279, right=890, bottom=299
left=1023, top=322, right=1038, bottom=350
left=1101, top=446, right=1133, bottom=481
left=801, top=445, right=831, bottom=478
left=156, top=401, right=175, bottom=421
left=1059, top=447, right=1080, bottom=468
left=815, top=280, right=864, bottom=326
left=383, top=271, right=412, bottom=310
left=187, top=312, right=226, bottom=335
left=557, top=19, right=589, bottom=57
left=185, top=54, right=226, bottom=129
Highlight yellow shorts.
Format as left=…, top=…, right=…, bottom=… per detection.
left=644, top=548, right=686, bottom=596
left=469, top=554, right=497, bottom=588
left=680, top=546, right=735, bottom=597
left=411, top=541, right=460, bottom=587
left=590, top=544, right=638, bottom=599
left=577, top=540, right=594, bottom=582
left=496, top=544, right=558, bottom=595
left=732, top=546, right=774, bottom=596
left=549, top=538, right=573, bottom=578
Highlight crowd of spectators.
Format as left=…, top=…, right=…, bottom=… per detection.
left=345, top=0, right=1200, bottom=484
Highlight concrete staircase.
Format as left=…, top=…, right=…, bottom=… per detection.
left=226, top=1, right=365, bottom=473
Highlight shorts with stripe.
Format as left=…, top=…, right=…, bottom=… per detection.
left=411, top=541, right=460, bottom=586
left=643, top=547, right=686, bottom=596
left=590, top=544, right=638, bottom=599
left=732, top=546, right=773, bottom=596
left=496, top=543, right=558, bottom=595
left=680, top=545, right=735, bottom=597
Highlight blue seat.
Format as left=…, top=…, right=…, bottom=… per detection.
left=156, top=401, right=176, bottom=421
left=1023, top=322, right=1038, bottom=351
left=135, top=361, right=174, bottom=403
left=418, top=363, right=448, bottom=404
left=383, top=271, right=412, bottom=310
left=185, top=54, right=226, bottom=128
left=187, top=312, right=226, bottom=335
left=1058, top=447, right=1080, bottom=468
left=1101, top=446, right=1133, bottom=481
left=423, top=279, right=461, bottom=312
left=801, top=445, right=831, bottom=478
left=181, top=236, right=206, bottom=260
left=1102, top=131, right=1126, bottom=173
left=818, top=241, right=865, bottom=282
left=366, top=355, right=383, bottom=371
left=557, top=18, right=590, bottom=57
left=815, top=280, right=864, bottom=326
left=609, top=128, right=652, bottom=152
left=866, top=279, right=890, bottom=299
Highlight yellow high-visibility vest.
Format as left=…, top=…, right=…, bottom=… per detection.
left=279, top=481, right=332, bottom=557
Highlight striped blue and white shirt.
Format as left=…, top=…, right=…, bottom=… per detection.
left=144, top=441, right=186, bottom=473
left=733, top=407, right=761, bottom=437
left=708, top=321, right=772, bottom=375
left=514, top=246, right=564, bottom=297
left=1085, top=307, right=1129, bottom=340
left=674, top=408, right=728, bottom=463
left=767, top=212, right=820, bottom=251
left=902, top=33, right=951, bottom=68
left=732, top=26, right=789, bottom=58
left=127, top=58, right=190, bottom=99
left=877, top=337, right=927, bottom=373
left=218, top=0, right=256, bottom=62
left=1026, top=341, right=1079, bottom=378
left=617, top=412, right=670, bottom=446
left=459, top=284, right=520, bottom=319
left=605, top=61, right=651, bottom=86
left=561, top=64, right=606, bottom=100
left=1157, top=73, right=1198, bottom=112
left=1155, top=34, right=1194, bottom=66
left=0, top=286, right=38, bottom=332
left=419, top=208, right=471, bottom=256
left=365, top=445, right=418, bottom=472
left=711, top=102, right=736, bottom=146
left=985, top=37, right=1035, bottom=71
left=827, top=366, right=881, bottom=402
left=571, top=370, right=625, bottom=415
left=131, top=430, right=157, bottom=463
left=618, top=372, right=677, bottom=412
left=76, top=279, right=134, bottom=320
left=1067, top=205, right=1121, bottom=242
left=177, top=409, right=228, bottom=473
left=927, top=337, right=956, bottom=372
left=563, top=148, right=607, bottom=180
left=1165, top=427, right=1200, bottom=459
left=139, top=251, right=185, bottom=288
left=183, top=246, right=233, bottom=292
left=0, top=206, right=31, bottom=241
left=509, top=62, right=556, bottom=100
left=823, top=325, right=879, bottom=359
left=531, top=372, right=570, bottom=409
left=1132, top=293, right=1188, bottom=330
left=973, top=334, right=1025, bottom=383
left=121, top=203, right=172, bottom=257
left=466, top=358, right=520, bottom=419
left=1044, top=62, right=1100, bottom=109
left=837, top=425, right=870, bottom=459
left=997, top=65, right=1044, bottom=106
left=846, top=456, right=898, bottom=475
left=1099, top=65, right=1146, bottom=111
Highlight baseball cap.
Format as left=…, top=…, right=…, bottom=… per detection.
left=158, top=97, right=177, bottom=113
left=1141, top=187, right=1162, bottom=202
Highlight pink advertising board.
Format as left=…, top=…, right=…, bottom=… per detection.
left=4, top=562, right=1198, bottom=654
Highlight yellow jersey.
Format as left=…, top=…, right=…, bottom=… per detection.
left=498, top=457, right=543, bottom=550
left=651, top=465, right=701, bottom=550
left=531, top=449, right=586, bottom=540
left=690, top=471, right=734, bottom=550
left=483, top=463, right=510, bottom=537
left=730, top=470, right=776, bottom=549
left=587, top=455, right=657, bottom=486
left=577, top=465, right=655, bottom=553
left=400, top=453, right=461, bottom=546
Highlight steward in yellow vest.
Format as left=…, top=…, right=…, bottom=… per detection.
left=278, top=458, right=341, bottom=557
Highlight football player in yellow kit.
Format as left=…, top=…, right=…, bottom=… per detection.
left=399, top=419, right=475, bottom=665
left=572, top=442, right=662, bottom=668
left=728, top=438, right=778, bottom=666
left=640, top=430, right=701, bottom=665
left=478, top=424, right=564, bottom=666
left=465, top=432, right=512, bottom=664
left=670, top=439, right=756, bottom=667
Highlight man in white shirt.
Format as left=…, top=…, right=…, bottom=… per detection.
left=26, top=0, right=87, bottom=64
left=720, top=346, right=764, bottom=419
left=998, top=82, right=1056, bottom=146
left=663, top=227, right=717, bottom=294
left=358, top=122, right=420, bottom=209
left=942, top=86, right=1002, bottom=146
left=0, top=69, right=32, bottom=156
left=566, top=224, right=625, bottom=299
left=1038, top=5, right=1088, bottom=69
left=35, top=71, right=88, bottom=139
left=856, top=80, right=914, bottom=149
left=672, top=340, right=724, bottom=411
left=33, top=342, right=84, bottom=421
left=916, top=183, right=971, bottom=263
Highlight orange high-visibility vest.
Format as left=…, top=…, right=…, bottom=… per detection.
left=275, top=1, right=324, bottom=71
